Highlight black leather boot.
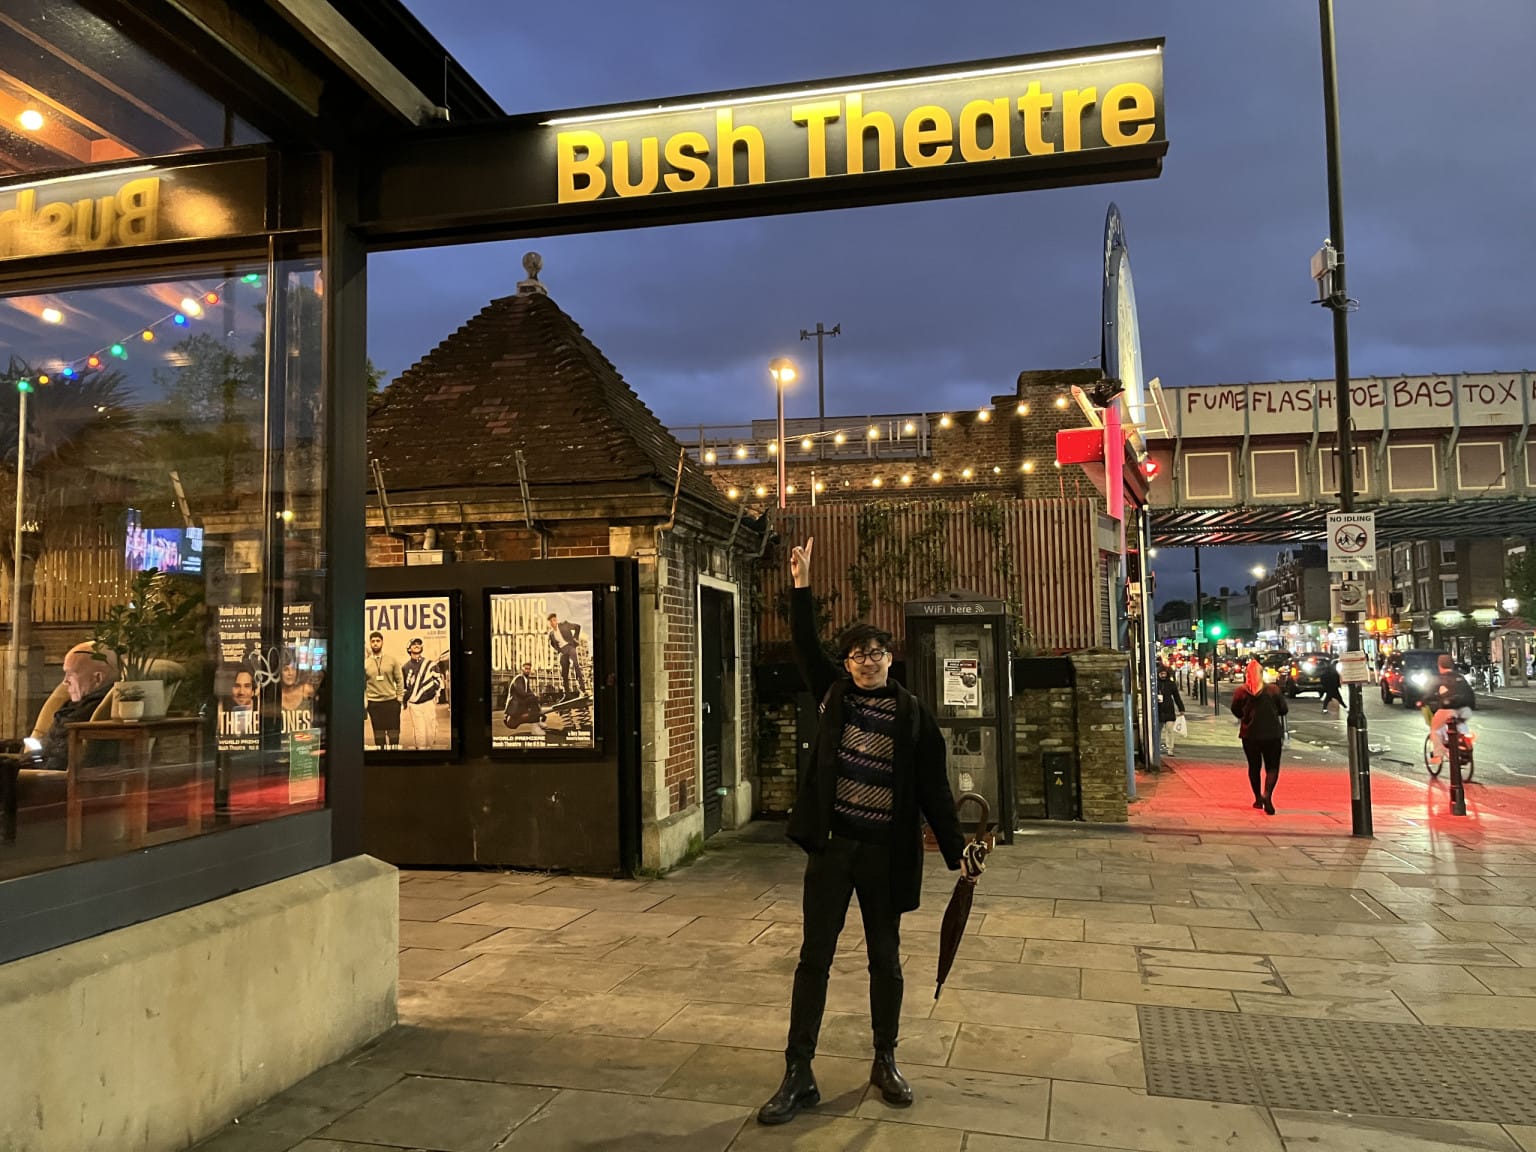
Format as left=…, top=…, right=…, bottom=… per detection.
left=757, top=1060, right=820, bottom=1126
left=871, top=1048, right=912, bottom=1106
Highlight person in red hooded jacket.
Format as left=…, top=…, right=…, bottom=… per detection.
left=1229, top=660, right=1289, bottom=815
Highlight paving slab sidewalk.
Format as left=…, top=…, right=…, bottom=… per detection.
left=194, top=768, right=1536, bottom=1152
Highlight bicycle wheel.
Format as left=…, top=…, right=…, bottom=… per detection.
left=1460, top=741, right=1475, bottom=783
left=1425, top=734, right=1442, bottom=777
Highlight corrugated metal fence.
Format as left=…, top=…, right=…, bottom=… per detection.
left=758, top=498, right=1100, bottom=652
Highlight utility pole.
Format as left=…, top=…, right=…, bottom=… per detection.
left=799, top=322, right=839, bottom=460
left=1317, top=0, right=1372, bottom=837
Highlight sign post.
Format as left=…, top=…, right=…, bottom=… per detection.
left=1316, top=0, right=1371, bottom=836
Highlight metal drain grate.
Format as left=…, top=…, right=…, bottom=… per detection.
left=1139, top=1006, right=1536, bottom=1125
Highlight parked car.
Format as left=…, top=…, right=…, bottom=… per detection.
left=1287, top=653, right=1334, bottom=697
left=1380, top=650, right=1477, bottom=709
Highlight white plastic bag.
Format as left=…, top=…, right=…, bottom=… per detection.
left=1172, top=714, right=1188, bottom=737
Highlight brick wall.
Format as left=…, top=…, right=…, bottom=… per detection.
left=660, top=533, right=697, bottom=815
left=755, top=697, right=798, bottom=817
left=1012, top=685, right=1075, bottom=819
left=1069, top=653, right=1132, bottom=823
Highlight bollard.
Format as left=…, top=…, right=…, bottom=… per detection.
left=1448, top=714, right=1467, bottom=817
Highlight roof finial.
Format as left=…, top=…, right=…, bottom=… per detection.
left=518, top=251, right=547, bottom=295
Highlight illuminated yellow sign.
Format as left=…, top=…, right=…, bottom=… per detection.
left=546, top=42, right=1165, bottom=205
left=0, top=177, right=160, bottom=259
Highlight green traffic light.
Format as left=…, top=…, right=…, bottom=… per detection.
left=1208, top=622, right=1227, bottom=639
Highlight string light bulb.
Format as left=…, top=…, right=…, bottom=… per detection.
left=977, top=409, right=990, bottom=422
left=734, top=445, right=747, bottom=459
left=703, top=450, right=716, bottom=464
left=768, top=441, right=778, bottom=455
left=173, top=314, right=187, bottom=325
left=180, top=297, right=202, bottom=317
left=40, top=307, right=63, bottom=324
left=203, top=292, right=219, bottom=305
left=1053, top=460, right=1062, bottom=468
left=1054, top=396, right=1069, bottom=409
left=992, top=465, right=1002, bottom=474
left=961, top=467, right=974, bottom=479
left=931, top=470, right=943, bottom=481
left=1017, top=402, right=1029, bottom=415
left=1021, top=460, right=1035, bottom=472
left=87, top=356, right=101, bottom=368
left=140, top=329, right=154, bottom=342
left=801, top=437, right=813, bottom=451
left=814, top=480, right=825, bottom=492
left=900, top=474, right=912, bottom=485
left=37, top=374, right=49, bottom=385
left=871, top=476, right=883, bottom=487
left=755, top=485, right=767, bottom=497
left=939, top=414, right=952, bottom=428
left=785, top=483, right=796, bottom=495
left=727, top=487, right=740, bottom=500
left=110, top=344, right=125, bottom=357
left=903, top=421, right=916, bottom=434
left=834, top=432, right=846, bottom=444
left=18, top=109, right=43, bottom=131
left=867, top=426, right=879, bottom=439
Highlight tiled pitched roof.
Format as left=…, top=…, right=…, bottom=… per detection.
left=368, top=289, right=729, bottom=513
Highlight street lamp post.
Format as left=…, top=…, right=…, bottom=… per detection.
left=1316, top=0, right=1372, bottom=837
left=769, top=358, right=797, bottom=511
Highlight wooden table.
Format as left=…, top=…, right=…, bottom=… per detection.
left=65, top=718, right=204, bottom=851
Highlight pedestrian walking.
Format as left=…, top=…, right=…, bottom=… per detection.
left=1229, top=659, right=1288, bottom=815
left=1318, top=659, right=1347, bottom=715
left=759, top=536, right=970, bottom=1127
left=1156, top=660, right=1185, bottom=755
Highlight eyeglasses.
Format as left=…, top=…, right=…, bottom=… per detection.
left=846, top=649, right=889, bottom=665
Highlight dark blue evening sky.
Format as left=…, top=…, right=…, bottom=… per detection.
left=377, top=1, right=1536, bottom=604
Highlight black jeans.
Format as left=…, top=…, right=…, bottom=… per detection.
left=1243, top=738, right=1283, bottom=799
left=558, top=645, right=586, bottom=695
left=786, top=835, right=903, bottom=1062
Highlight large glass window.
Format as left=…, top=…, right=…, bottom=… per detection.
left=0, top=0, right=265, bottom=179
left=0, top=258, right=326, bottom=880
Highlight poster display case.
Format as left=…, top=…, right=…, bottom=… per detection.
left=362, top=593, right=460, bottom=759
left=488, top=588, right=599, bottom=753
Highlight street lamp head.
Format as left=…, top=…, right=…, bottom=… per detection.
left=1252, top=566, right=1266, bottom=579
left=1503, top=597, right=1520, bottom=614
left=768, top=357, right=797, bottom=386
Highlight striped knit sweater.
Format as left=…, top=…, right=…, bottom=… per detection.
left=831, top=685, right=898, bottom=841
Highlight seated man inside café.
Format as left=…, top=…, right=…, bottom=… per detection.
left=39, top=642, right=119, bottom=771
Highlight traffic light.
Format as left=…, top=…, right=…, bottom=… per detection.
left=1207, top=618, right=1227, bottom=640
left=1200, top=601, right=1228, bottom=642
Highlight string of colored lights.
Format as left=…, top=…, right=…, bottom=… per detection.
left=12, top=272, right=263, bottom=392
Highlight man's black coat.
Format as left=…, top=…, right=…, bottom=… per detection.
left=784, top=587, right=966, bottom=914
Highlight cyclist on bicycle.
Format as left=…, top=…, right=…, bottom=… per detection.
left=1426, top=654, right=1476, bottom=767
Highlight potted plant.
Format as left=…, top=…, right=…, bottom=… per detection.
left=92, top=568, right=205, bottom=720
left=114, top=683, right=147, bottom=722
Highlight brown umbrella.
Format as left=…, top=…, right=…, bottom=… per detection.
left=934, top=791, right=995, bottom=1000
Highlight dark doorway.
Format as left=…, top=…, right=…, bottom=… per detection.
left=699, top=585, right=732, bottom=838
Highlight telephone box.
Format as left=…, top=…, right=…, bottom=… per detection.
left=904, top=594, right=1015, bottom=842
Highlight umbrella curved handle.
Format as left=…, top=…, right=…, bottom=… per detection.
left=956, top=790, right=991, bottom=836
